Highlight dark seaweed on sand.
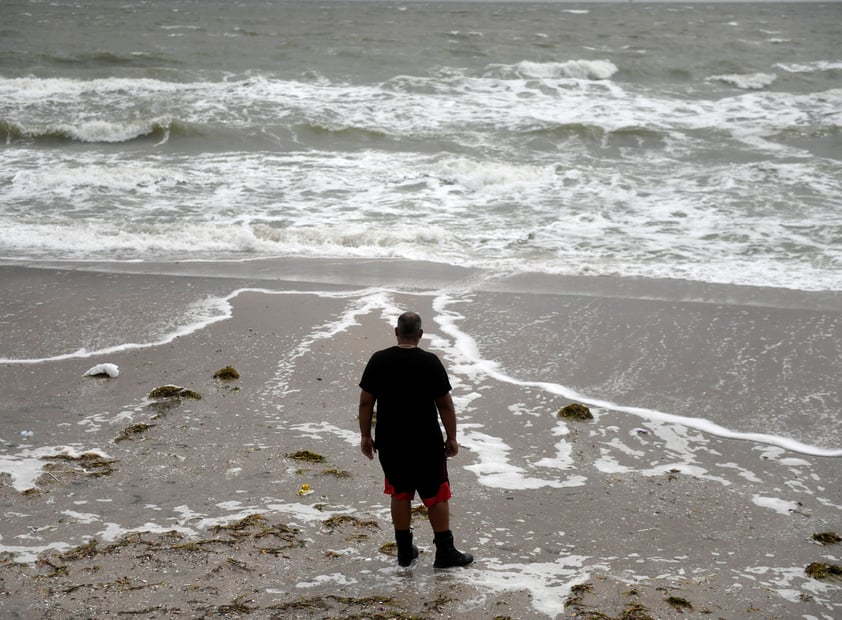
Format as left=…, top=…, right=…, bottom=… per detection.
left=286, top=450, right=325, bottom=463
left=213, top=366, right=240, bottom=380
left=558, top=403, right=593, bottom=420
left=806, top=562, right=842, bottom=581
left=147, top=385, right=201, bottom=400
left=812, top=532, right=841, bottom=545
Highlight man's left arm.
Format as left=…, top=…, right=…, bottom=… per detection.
left=435, top=392, right=459, bottom=458
left=359, top=390, right=377, bottom=460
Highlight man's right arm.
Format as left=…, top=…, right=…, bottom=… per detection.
left=435, top=392, right=459, bottom=458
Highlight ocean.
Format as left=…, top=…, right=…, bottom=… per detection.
left=2, top=0, right=841, bottom=289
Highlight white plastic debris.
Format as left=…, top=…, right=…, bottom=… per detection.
left=83, top=363, right=120, bottom=378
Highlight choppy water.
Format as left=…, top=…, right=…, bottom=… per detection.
left=2, top=0, right=841, bottom=291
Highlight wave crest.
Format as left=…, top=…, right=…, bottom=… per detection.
left=487, top=59, right=618, bottom=81
left=1, top=117, right=191, bottom=144
left=708, top=73, right=777, bottom=90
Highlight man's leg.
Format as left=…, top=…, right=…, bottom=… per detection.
left=427, top=499, right=449, bottom=532
left=426, top=499, right=473, bottom=568
left=391, top=496, right=412, bottom=530
left=391, top=496, right=418, bottom=566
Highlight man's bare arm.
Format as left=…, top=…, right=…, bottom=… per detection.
left=359, top=389, right=376, bottom=460
left=435, top=392, right=459, bottom=458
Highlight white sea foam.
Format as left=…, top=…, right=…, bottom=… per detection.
left=708, top=72, right=777, bottom=90
left=777, top=61, right=842, bottom=73
left=296, top=573, right=357, bottom=589
left=288, top=422, right=358, bottom=445
left=461, top=427, right=581, bottom=490
left=0, top=542, right=71, bottom=564
left=495, top=59, right=618, bottom=81
left=97, top=522, right=195, bottom=542
left=751, top=495, right=800, bottom=515
left=461, top=555, right=598, bottom=618
left=266, top=501, right=356, bottom=525
left=0, top=446, right=112, bottom=492
left=60, top=510, right=101, bottom=524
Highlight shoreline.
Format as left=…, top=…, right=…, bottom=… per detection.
left=1, top=264, right=840, bottom=618
left=4, top=258, right=841, bottom=307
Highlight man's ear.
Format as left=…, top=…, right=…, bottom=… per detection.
left=418, top=329, right=423, bottom=340
left=395, top=327, right=400, bottom=339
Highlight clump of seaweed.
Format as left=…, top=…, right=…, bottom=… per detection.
left=323, top=515, right=379, bottom=531
left=211, top=514, right=300, bottom=542
left=36, top=558, right=68, bottom=577
left=665, top=596, right=693, bottom=611
left=564, top=582, right=593, bottom=608
left=115, top=422, right=155, bottom=442
left=60, top=539, right=99, bottom=561
left=148, top=385, right=202, bottom=400
left=558, top=403, right=593, bottom=420
left=41, top=452, right=117, bottom=479
left=322, top=468, right=351, bottom=478
left=806, top=562, right=842, bottom=581
left=379, top=541, right=397, bottom=557
left=812, top=532, right=841, bottom=545
left=203, top=514, right=304, bottom=556
left=620, top=602, right=655, bottom=620
left=213, top=366, right=240, bottom=381
left=268, top=595, right=401, bottom=618
left=216, top=595, right=256, bottom=615
left=211, top=514, right=269, bottom=536
left=286, top=450, right=325, bottom=463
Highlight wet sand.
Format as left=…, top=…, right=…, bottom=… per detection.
left=1, top=265, right=841, bottom=619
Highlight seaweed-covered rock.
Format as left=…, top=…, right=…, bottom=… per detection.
left=812, top=532, right=841, bottom=545
left=148, top=385, right=202, bottom=400
left=805, top=562, right=842, bottom=580
left=115, top=423, right=155, bottom=442
left=557, top=403, right=593, bottom=420
left=213, top=366, right=240, bottom=381
left=665, top=596, right=693, bottom=611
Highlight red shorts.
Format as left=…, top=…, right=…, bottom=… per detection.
left=384, top=479, right=452, bottom=507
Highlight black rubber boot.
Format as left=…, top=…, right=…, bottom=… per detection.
left=395, top=529, right=418, bottom=567
left=433, top=530, right=473, bottom=568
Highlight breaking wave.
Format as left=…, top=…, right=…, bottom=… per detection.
left=486, top=59, right=618, bottom=81
left=708, top=72, right=777, bottom=90
left=0, top=117, right=195, bottom=144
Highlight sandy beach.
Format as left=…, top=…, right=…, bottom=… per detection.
left=1, top=264, right=841, bottom=619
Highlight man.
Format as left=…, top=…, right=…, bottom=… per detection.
left=358, top=311, right=473, bottom=569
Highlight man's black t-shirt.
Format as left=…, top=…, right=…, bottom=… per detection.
left=359, top=346, right=452, bottom=452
